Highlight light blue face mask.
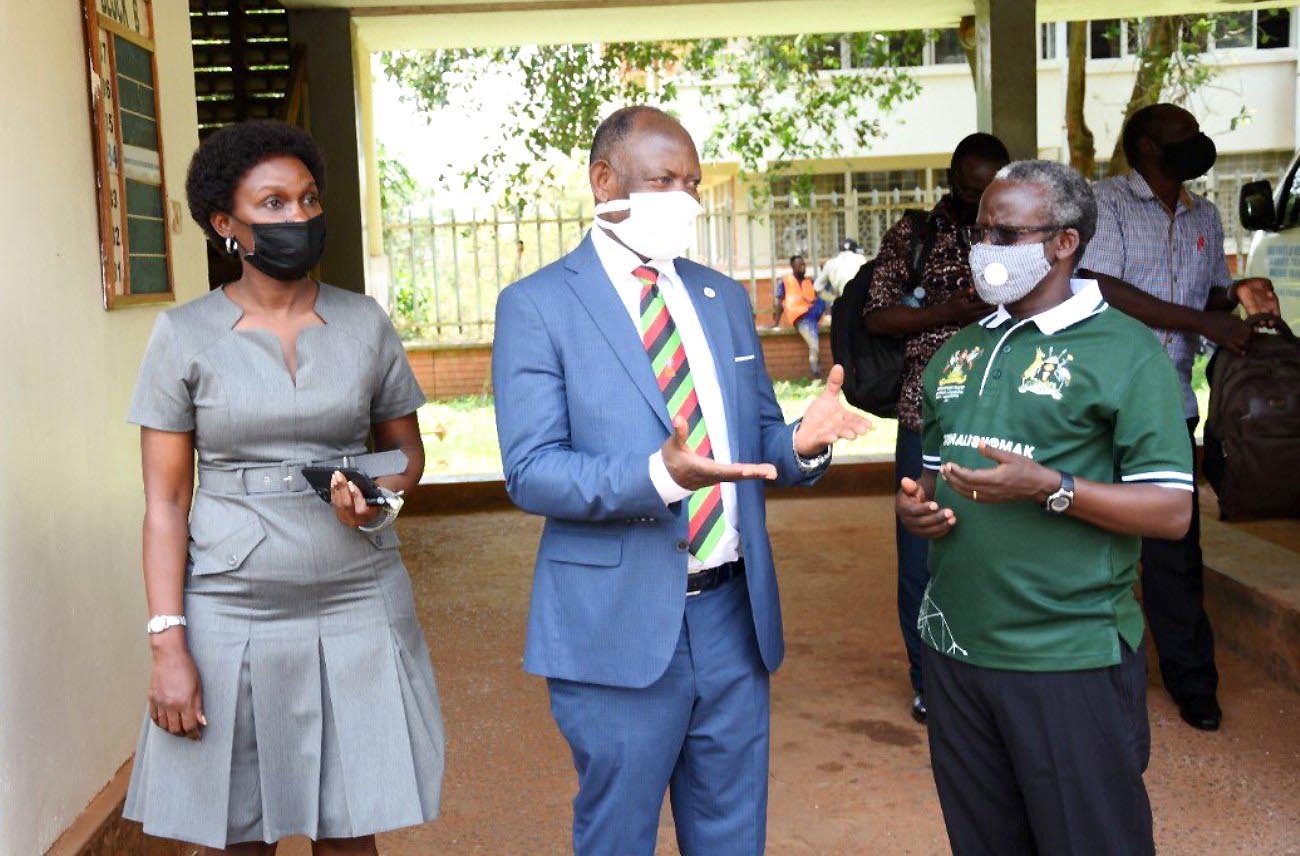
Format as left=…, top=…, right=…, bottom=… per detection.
left=969, top=241, right=1053, bottom=306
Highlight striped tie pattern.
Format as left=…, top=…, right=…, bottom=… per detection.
left=635, top=265, right=726, bottom=566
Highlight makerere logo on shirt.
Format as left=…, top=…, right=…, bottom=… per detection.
left=942, top=433, right=1036, bottom=460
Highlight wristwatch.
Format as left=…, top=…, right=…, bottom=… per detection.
left=146, top=614, right=186, bottom=635
left=1044, top=471, right=1075, bottom=514
left=359, top=487, right=405, bottom=532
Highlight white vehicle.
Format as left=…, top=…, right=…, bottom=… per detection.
left=1240, top=154, right=1300, bottom=330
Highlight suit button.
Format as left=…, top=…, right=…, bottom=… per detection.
left=992, top=369, right=1003, bottom=379
left=675, top=539, right=689, bottom=552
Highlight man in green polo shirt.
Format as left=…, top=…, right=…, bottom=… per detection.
left=899, top=159, right=1193, bottom=855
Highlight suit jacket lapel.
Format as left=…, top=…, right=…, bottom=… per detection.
left=680, top=267, right=741, bottom=459
left=563, top=235, right=674, bottom=434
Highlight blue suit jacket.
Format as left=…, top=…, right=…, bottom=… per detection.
left=492, top=234, right=826, bottom=689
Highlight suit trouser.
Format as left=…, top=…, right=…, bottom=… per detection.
left=894, top=426, right=930, bottom=695
left=1141, top=418, right=1219, bottom=701
left=924, top=642, right=1154, bottom=856
left=547, top=577, right=770, bottom=856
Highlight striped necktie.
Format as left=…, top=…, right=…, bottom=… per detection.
left=635, top=265, right=725, bottom=567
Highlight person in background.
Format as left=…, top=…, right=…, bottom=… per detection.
left=903, top=159, right=1194, bottom=855
left=775, top=253, right=825, bottom=378
left=816, top=238, right=868, bottom=298
left=863, top=132, right=1010, bottom=724
left=1079, top=103, right=1281, bottom=732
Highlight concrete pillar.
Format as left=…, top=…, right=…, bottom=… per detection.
left=973, top=0, right=1038, bottom=160
left=288, top=9, right=367, bottom=295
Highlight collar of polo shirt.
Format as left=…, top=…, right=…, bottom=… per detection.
left=978, top=279, right=1108, bottom=336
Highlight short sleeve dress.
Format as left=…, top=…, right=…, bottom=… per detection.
left=122, top=283, right=444, bottom=849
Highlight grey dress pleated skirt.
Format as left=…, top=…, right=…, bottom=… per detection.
left=122, top=283, right=444, bottom=848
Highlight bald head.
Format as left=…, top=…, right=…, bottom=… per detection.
left=588, top=106, right=702, bottom=206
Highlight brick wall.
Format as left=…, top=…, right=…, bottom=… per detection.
left=405, top=323, right=831, bottom=400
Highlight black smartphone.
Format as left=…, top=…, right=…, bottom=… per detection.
left=301, top=466, right=387, bottom=506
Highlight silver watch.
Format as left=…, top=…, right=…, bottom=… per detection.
left=146, top=614, right=186, bottom=635
left=359, top=487, right=404, bottom=532
left=1045, top=471, right=1075, bottom=514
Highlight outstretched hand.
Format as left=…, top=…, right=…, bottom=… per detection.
left=662, top=416, right=778, bottom=491
left=793, top=364, right=872, bottom=457
left=940, top=442, right=1058, bottom=504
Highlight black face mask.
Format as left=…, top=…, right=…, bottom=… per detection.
left=236, top=213, right=327, bottom=281
left=1161, top=132, right=1217, bottom=182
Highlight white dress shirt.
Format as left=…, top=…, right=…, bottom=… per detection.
left=589, top=225, right=741, bottom=571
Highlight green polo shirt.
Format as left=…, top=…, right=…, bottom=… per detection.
left=920, top=279, right=1193, bottom=672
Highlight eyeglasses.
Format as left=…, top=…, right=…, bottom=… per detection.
left=963, top=224, right=1064, bottom=246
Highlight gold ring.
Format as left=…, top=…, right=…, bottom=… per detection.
left=972, top=489, right=979, bottom=502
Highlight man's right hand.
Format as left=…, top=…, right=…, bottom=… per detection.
left=1199, top=311, right=1251, bottom=354
left=937, top=292, right=990, bottom=328
left=662, top=416, right=777, bottom=491
left=897, top=476, right=956, bottom=539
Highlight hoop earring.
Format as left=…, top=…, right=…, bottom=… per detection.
left=225, top=235, right=239, bottom=255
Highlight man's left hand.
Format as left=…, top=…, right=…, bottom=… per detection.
left=793, top=364, right=872, bottom=457
left=1233, top=278, right=1281, bottom=317
left=940, top=442, right=1059, bottom=504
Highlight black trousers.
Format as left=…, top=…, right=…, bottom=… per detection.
left=924, top=644, right=1154, bottom=856
left=1141, top=418, right=1219, bottom=701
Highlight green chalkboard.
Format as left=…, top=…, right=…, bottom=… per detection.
left=129, top=256, right=169, bottom=294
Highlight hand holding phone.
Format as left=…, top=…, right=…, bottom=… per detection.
left=301, top=466, right=387, bottom=506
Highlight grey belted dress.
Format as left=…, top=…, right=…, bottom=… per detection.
left=122, top=283, right=444, bottom=848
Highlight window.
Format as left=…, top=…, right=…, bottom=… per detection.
left=1214, top=12, right=1255, bottom=49
left=1040, top=23, right=1058, bottom=60
left=932, top=29, right=968, bottom=65
left=852, top=169, right=927, bottom=192
left=1089, top=19, right=1122, bottom=59
left=1257, top=9, right=1291, bottom=49
left=82, top=0, right=174, bottom=308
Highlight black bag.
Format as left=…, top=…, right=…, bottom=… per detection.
left=830, top=210, right=936, bottom=417
left=1202, top=315, right=1300, bottom=520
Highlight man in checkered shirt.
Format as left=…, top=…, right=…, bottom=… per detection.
left=1079, top=103, right=1280, bottom=733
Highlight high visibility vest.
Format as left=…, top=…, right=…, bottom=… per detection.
left=781, top=274, right=818, bottom=324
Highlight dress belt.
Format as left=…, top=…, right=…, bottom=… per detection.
left=197, top=450, right=409, bottom=496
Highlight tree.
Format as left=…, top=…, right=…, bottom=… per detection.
left=380, top=33, right=926, bottom=204
left=1065, top=22, right=1096, bottom=176
left=1063, top=17, right=1225, bottom=177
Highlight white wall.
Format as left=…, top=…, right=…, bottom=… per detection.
left=684, top=49, right=1299, bottom=170
left=0, top=3, right=206, bottom=852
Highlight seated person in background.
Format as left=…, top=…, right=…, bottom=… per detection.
left=901, top=159, right=1193, bottom=855
left=775, top=253, right=826, bottom=379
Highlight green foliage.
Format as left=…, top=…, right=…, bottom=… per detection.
left=380, top=33, right=925, bottom=203
left=378, top=142, right=419, bottom=213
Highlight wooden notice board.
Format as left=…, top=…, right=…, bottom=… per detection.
left=83, top=0, right=176, bottom=309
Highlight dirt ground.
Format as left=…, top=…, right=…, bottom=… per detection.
left=278, top=496, right=1300, bottom=855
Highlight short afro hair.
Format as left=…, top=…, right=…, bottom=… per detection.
left=185, top=120, right=326, bottom=247
left=994, top=159, right=1098, bottom=257
left=589, top=105, right=670, bottom=167
left=950, top=132, right=1010, bottom=171
left=1120, top=103, right=1174, bottom=166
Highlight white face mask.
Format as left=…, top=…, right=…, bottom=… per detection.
left=969, top=241, right=1054, bottom=306
left=594, top=191, right=703, bottom=261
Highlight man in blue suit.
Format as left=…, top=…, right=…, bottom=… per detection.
left=492, top=106, right=870, bottom=855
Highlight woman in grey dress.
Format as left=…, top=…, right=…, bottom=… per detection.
left=123, top=121, right=443, bottom=855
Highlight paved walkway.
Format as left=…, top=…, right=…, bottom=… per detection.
left=278, top=496, right=1300, bottom=854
